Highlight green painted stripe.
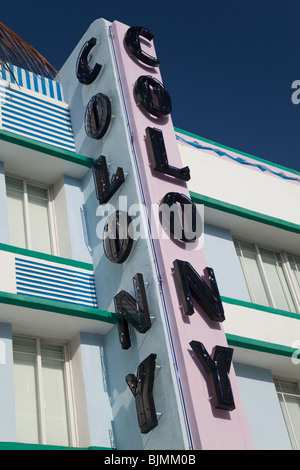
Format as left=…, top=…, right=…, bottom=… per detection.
left=226, top=333, right=297, bottom=358
left=0, top=242, right=94, bottom=271
left=221, top=296, right=300, bottom=320
left=175, top=126, right=300, bottom=177
left=0, top=441, right=114, bottom=450
left=0, top=129, right=94, bottom=168
left=190, top=191, right=300, bottom=234
left=0, top=291, right=117, bottom=325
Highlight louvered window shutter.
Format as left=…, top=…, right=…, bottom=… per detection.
left=13, top=336, right=71, bottom=446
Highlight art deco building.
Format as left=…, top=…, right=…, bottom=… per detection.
left=0, top=18, right=298, bottom=450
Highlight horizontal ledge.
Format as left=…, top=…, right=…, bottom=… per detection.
left=175, top=126, right=300, bottom=177
left=0, top=129, right=94, bottom=168
left=0, top=291, right=117, bottom=325
left=221, top=296, right=300, bottom=320
left=226, top=333, right=297, bottom=358
left=0, top=441, right=114, bottom=450
left=190, top=191, right=300, bottom=234
left=0, top=242, right=94, bottom=271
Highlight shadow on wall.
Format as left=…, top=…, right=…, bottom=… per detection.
left=204, top=224, right=251, bottom=302
left=102, top=325, right=144, bottom=450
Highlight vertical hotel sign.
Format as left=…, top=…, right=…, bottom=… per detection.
left=110, top=21, right=253, bottom=450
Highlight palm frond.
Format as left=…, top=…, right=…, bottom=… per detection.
left=0, top=21, right=57, bottom=83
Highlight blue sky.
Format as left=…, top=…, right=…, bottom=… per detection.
left=2, top=0, right=300, bottom=172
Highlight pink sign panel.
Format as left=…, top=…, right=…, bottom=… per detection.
left=111, top=20, right=253, bottom=450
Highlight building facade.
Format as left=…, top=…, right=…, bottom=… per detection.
left=0, top=18, right=298, bottom=450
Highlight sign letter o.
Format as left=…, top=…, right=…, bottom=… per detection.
left=85, top=93, right=112, bottom=139
left=134, top=76, right=172, bottom=118
left=103, top=210, right=133, bottom=263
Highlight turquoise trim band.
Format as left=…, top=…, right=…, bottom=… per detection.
left=223, top=298, right=299, bottom=357
left=226, top=333, right=297, bottom=358
left=0, top=129, right=94, bottom=168
left=0, top=291, right=117, bottom=325
left=0, top=242, right=94, bottom=271
left=221, top=296, right=300, bottom=320
left=190, top=191, right=300, bottom=234
left=0, top=441, right=113, bottom=450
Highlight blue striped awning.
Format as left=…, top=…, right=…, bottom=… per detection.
left=0, top=65, right=76, bottom=152
left=15, top=257, right=98, bottom=309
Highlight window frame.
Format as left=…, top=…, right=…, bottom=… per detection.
left=274, top=377, right=300, bottom=450
left=5, top=174, right=58, bottom=255
left=13, top=335, right=78, bottom=447
left=234, top=238, right=300, bottom=314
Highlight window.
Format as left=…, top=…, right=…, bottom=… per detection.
left=234, top=239, right=300, bottom=313
left=274, top=378, right=300, bottom=449
left=287, top=254, right=300, bottom=293
left=6, top=176, right=56, bottom=255
left=13, top=336, right=77, bottom=447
